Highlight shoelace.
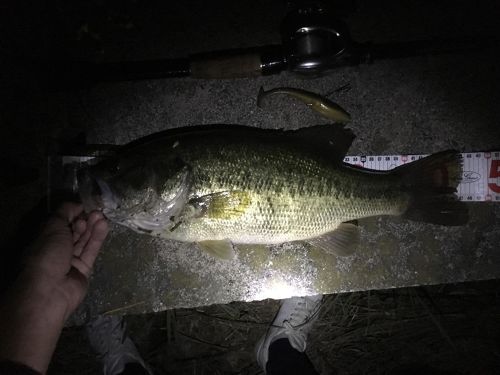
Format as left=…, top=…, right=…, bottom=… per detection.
left=279, top=300, right=321, bottom=352
left=283, top=320, right=308, bottom=352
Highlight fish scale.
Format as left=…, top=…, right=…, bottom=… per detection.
left=165, top=141, right=408, bottom=243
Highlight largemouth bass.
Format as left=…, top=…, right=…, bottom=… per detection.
left=78, top=125, right=467, bottom=259
left=257, top=87, right=351, bottom=123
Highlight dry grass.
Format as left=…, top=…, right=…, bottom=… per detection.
left=51, top=280, right=500, bottom=375
left=309, top=285, right=500, bottom=374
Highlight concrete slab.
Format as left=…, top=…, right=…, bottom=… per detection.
left=70, top=53, right=500, bottom=323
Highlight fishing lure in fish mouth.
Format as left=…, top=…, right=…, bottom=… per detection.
left=257, top=86, right=351, bottom=123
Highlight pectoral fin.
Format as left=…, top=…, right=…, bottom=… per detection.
left=189, top=191, right=251, bottom=220
left=306, top=223, right=360, bottom=256
left=197, top=239, right=236, bottom=260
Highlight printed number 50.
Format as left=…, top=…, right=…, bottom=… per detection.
left=489, top=160, right=500, bottom=193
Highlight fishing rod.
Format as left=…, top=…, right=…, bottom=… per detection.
left=48, top=1, right=497, bottom=85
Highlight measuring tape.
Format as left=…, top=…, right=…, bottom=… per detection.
left=344, top=151, right=500, bottom=202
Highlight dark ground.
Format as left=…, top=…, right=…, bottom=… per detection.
left=1, top=0, right=500, bottom=374
left=50, top=279, right=500, bottom=375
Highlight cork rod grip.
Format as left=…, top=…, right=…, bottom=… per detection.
left=190, top=53, right=262, bottom=78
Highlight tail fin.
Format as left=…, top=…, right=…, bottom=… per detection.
left=393, top=150, right=468, bottom=226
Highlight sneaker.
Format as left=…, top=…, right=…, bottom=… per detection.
left=85, top=315, right=152, bottom=375
left=255, top=294, right=323, bottom=370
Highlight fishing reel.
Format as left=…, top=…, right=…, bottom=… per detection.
left=281, top=1, right=352, bottom=75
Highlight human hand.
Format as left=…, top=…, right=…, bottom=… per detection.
left=25, top=202, right=109, bottom=319
left=0, top=202, right=109, bottom=373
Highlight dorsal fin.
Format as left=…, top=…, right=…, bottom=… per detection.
left=118, top=124, right=355, bottom=163
left=286, top=124, right=355, bottom=163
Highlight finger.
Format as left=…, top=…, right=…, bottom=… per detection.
left=42, top=202, right=83, bottom=238
left=34, top=204, right=83, bottom=266
left=74, top=227, right=91, bottom=257
left=87, top=211, right=106, bottom=231
left=71, top=256, right=94, bottom=279
left=64, top=267, right=89, bottom=317
left=73, top=211, right=105, bottom=256
left=29, top=203, right=86, bottom=273
left=80, top=219, right=109, bottom=270
left=72, top=219, right=87, bottom=244
left=56, top=202, right=84, bottom=224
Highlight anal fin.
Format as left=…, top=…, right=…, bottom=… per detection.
left=197, top=239, right=236, bottom=260
left=306, top=223, right=360, bottom=256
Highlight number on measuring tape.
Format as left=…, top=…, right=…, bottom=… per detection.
left=489, top=159, right=500, bottom=193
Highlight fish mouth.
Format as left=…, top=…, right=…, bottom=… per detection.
left=77, top=168, right=118, bottom=213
